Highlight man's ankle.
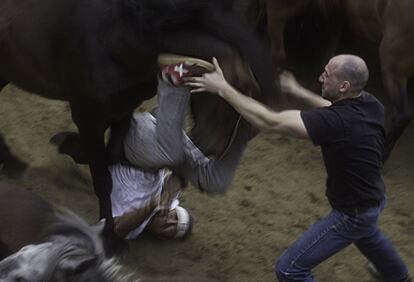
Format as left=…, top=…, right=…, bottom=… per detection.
left=158, top=54, right=214, bottom=87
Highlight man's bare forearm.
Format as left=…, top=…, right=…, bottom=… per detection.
left=218, top=85, right=279, bottom=132
left=114, top=200, right=156, bottom=238
left=218, top=85, right=308, bottom=139
left=292, top=85, right=331, bottom=108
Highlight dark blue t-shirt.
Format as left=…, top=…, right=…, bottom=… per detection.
left=301, top=92, right=386, bottom=208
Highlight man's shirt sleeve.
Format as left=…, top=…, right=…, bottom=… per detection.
left=300, top=107, right=344, bottom=146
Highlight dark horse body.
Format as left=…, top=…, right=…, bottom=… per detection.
left=0, top=0, right=277, bottom=248
left=234, top=0, right=341, bottom=67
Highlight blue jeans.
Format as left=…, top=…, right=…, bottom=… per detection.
left=276, top=199, right=409, bottom=282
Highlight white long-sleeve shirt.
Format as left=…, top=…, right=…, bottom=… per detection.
left=110, top=164, right=179, bottom=239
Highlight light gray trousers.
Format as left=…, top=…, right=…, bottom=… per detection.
left=123, top=78, right=248, bottom=193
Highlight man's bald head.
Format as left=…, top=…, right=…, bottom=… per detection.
left=331, top=54, right=369, bottom=93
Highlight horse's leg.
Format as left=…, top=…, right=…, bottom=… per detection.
left=0, top=79, right=28, bottom=178
left=382, top=74, right=410, bottom=161
left=51, top=113, right=131, bottom=165
left=106, top=113, right=132, bottom=165
left=265, top=3, right=287, bottom=67
left=265, top=0, right=310, bottom=68
left=379, top=34, right=413, bottom=161
left=70, top=103, right=126, bottom=256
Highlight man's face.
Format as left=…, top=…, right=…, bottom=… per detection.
left=319, top=59, right=342, bottom=102
left=148, top=209, right=178, bottom=240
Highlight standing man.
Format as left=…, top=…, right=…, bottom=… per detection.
left=185, top=55, right=410, bottom=282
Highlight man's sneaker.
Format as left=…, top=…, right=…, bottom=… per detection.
left=367, top=262, right=411, bottom=282
left=367, top=262, right=384, bottom=281
left=158, top=54, right=214, bottom=86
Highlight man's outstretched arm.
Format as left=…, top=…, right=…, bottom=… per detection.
left=280, top=71, right=331, bottom=108
left=185, top=58, right=309, bottom=139
left=114, top=198, right=157, bottom=238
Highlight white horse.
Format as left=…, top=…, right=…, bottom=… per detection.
left=0, top=182, right=135, bottom=282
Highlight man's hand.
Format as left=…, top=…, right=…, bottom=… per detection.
left=158, top=174, right=183, bottom=217
left=280, top=71, right=302, bottom=97
left=184, top=57, right=231, bottom=96
left=114, top=196, right=158, bottom=238
left=280, top=71, right=331, bottom=108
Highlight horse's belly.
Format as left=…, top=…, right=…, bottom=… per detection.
left=0, top=0, right=77, bottom=100
left=0, top=64, right=66, bottom=100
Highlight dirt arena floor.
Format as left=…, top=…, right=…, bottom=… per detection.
left=0, top=70, right=413, bottom=281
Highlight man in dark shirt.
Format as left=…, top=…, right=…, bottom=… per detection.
left=185, top=55, right=410, bottom=282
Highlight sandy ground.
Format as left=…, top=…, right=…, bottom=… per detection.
left=0, top=73, right=413, bottom=282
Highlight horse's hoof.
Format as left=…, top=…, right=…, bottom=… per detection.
left=50, top=131, right=77, bottom=147
left=1, top=158, right=28, bottom=180
left=367, top=262, right=383, bottom=281
left=50, top=132, right=89, bottom=164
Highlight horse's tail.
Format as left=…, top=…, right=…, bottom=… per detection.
left=134, top=0, right=278, bottom=106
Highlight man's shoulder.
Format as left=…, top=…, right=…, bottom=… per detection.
left=301, top=105, right=338, bottom=120
left=361, top=91, right=384, bottom=107
left=300, top=106, right=344, bottom=146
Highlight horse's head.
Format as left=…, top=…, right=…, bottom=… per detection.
left=158, top=31, right=276, bottom=157
left=0, top=209, right=134, bottom=282
left=0, top=241, right=132, bottom=282
left=189, top=48, right=261, bottom=156
left=0, top=183, right=134, bottom=282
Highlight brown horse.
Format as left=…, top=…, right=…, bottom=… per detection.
left=237, top=0, right=414, bottom=160
left=339, top=0, right=414, bottom=160
left=0, top=0, right=277, bottom=252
